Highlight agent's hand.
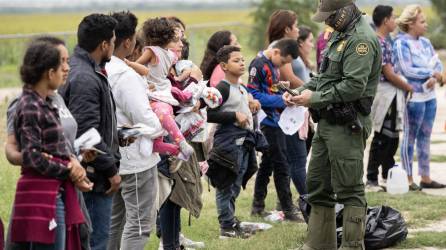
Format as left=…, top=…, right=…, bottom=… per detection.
left=236, top=112, right=250, bottom=128
left=288, top=89, right=313, bottom=107
left=68, top=157, right=86, bottom=183
left=106, top=174, right=121, bottom=195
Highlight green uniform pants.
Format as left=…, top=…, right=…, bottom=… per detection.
left=307, top=115, right=371, bottom=208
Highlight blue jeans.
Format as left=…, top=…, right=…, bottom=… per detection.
left=285, top=134, right=308, bottom=195
left=9, top=194, right=65, bottom=250
left=215, top=145, right=249, bottom=229
left=83, top=192, right=113, bottom=250
left=159, top=200, right=181, bottom=250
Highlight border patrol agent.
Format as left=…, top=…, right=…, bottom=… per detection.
left=284, top=0, right=381, bottom=249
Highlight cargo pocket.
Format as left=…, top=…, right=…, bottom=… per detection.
left=328, top=51, right=343, bottom=74
left=332, top=158, right=363, bottom=188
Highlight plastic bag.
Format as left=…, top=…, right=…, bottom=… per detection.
left=336, top=206, right=408, bottom=249
left=364, top=206, right=408, bottom=249
left=299, top=195, right=408, bottom=249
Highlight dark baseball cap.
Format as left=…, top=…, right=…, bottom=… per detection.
left=312, top=0, right=355, bottom=22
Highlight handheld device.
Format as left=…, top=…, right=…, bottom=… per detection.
left=276, top=81, right=299, bottom=96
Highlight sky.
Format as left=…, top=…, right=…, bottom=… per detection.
left=0, top=0, right=430, bottom=9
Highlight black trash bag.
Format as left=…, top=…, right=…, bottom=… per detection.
left=364, top=206, right=408, bottom=249
left=299, top=198, right=408, bottom=249
left=298, top=195, right=344, bottom=225
left=298, top=195, right=311, bottom=223
left=336, top=206, right=408, bottom=249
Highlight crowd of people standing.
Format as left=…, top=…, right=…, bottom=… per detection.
left=1, top=1, right=445, bottom=249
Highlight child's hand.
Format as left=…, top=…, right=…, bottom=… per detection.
left=249, top=99, right=261, bottom=113
left=148, top=83, right=156, bottom=91
left=175, top=69, right=192, bottom=82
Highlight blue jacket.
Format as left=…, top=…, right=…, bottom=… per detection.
left=247, top=53, right=285, bottom=127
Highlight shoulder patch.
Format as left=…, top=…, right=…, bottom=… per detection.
left=356, top=43, right=369, bottom=56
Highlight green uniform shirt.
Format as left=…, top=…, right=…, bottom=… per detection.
left=302, top=16, right=382, bottom=110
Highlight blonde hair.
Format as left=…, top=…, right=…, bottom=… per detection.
left=396, top=4, right=423, bottom=33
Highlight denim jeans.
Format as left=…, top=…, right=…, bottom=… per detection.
left=253, top=126, right=294, bottom=211
left=159, top=200, right=181, bottom=250
left=215, top=145, right=249, bottom=228
left=285, top=134, right=308, bottom=195
left=83, top=192, right=113, bottom=250
left=9, top=194, right=65, bottom=250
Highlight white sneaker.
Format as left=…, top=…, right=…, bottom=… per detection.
left=180, top=233, right=205, bottom=249
left=158, top=239, right=164, bottom=250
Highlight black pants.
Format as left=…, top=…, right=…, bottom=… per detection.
left=367, top=98, right=399, bottom=182
left=159, top=200, right=181, bottom=250
left=253, top=126, right=293, bottom=211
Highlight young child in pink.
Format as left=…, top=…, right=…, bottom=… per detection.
left=126, top=17, right=194, bottom=163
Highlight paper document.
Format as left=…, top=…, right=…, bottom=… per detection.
left=256, top=109, right=267, bottom=125
left=118, top=123, right=163, bottom=139
left=74, top=128, right=105, bottom=154
left=278, top=106, right=307, bottom=135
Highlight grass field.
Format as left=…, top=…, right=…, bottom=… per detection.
left=1, top=99, right=446, bottom=249
left=0, top=10, right=252, bottom=34
left=0, top=10, right=255, bottom=88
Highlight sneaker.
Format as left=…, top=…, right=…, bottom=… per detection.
left=275, top=201, right=282, bottom=211
left=179, top=233, right=205, bottom=249
left=283, top=207, right=305, bottom=222
left=409, top=182, right=422, bottom=191
left=366, top=180, right=383, bottom=192
left=420, top=180, right=446, bottom=189
left=219, top=223, right=251, bottom=239
left=251, top=207, right=271, bottom=217
left=366, top=180, right=379, bottom=187
left=276, top=201, right=300, bottom=213
left=234, top=217, right=256, bottom=235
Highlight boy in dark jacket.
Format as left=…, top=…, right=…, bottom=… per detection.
left=247, top=38, right=302, bottom=221
left=207, top=45, right=259, bottom=239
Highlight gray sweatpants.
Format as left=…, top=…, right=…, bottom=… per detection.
left=108, top=167, right=158, bottom=250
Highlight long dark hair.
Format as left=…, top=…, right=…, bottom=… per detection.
left=297, top=25, right=312, bottom=45
left=266, top=10, right=297, bottom=45
left=200, top=30, right=232, bottom=81
left=20, top=40, right=61, bottom=86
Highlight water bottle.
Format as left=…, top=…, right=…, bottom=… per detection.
left=387, top=165, right=409, bottom=194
